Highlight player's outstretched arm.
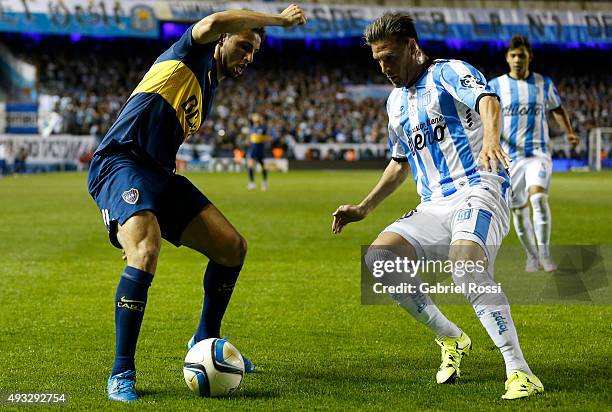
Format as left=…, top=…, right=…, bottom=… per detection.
left=193, top=4, right=306, bottom=44
left=551, top=106, right=580, bottom=146
left=332, top=161, right=409, bottom=234
left=477, top=95, right=511, bottom=172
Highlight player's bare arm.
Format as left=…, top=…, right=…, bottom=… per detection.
left=550, top=105, right=580, bottom=146
left=193, top=5, right=307, bottom=44
left=477, top=95, right=511, bottom=172
left=332, top=160, right=409, bottom=234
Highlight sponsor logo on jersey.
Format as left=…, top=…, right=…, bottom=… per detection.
left=122, top=188, right=140, bottom=205
left=404, top=122, right=447, bottom=155
left=502, top=103, right=543, bottom=116
left=460, top=74, right=485, bottom=91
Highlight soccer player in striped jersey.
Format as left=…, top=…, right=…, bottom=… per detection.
left=87, top=5, right=306, bottom=402
left=332, top=14, right=542, bottom=399
left=489, top=35, right=579, bottom=272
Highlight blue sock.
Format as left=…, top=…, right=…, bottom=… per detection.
left=194, top=261, right=241, bottom=341
left=111, top=266, right=153, bottom=376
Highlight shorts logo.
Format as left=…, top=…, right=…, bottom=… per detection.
left=456, top=209, right=472, bottom=222
left=397, top=209, right=417, bottom=221
left=122, top=188, right=139, bottom=205
left=539, top=163, right=547, bottom=178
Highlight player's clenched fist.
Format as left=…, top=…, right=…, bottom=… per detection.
left=280, top=4, right=307, bottom=27
left=332, top=204, right=367, bottom=234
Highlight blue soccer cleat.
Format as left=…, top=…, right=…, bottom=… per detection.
left=107, top=370, right=138, bottom=402
left=188, top=336, right=255, bottom=374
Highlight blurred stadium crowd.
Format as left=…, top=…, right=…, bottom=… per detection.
left=3, top=35, right=610, bottom=159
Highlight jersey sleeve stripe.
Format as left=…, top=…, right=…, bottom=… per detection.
left=433, top=64, right=481, bottom=188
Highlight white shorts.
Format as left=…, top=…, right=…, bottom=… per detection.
left=383, top=184, right=510, bottom=264
left=508, top=155, right=552, bottom=208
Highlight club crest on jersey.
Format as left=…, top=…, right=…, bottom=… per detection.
left=122, top=188, right=139, bottom=205
left=417, top=91, right=431, bottom=109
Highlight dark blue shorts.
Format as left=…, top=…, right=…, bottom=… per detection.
left=87, top=152, right=211, bottom=248
left=248, top=144, right=264, bottom=161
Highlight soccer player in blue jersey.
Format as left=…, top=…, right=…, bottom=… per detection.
left=247, top=113, right=272, bottom=191
left=332, top=14, right=543, bottom=399
left=489, top=35, right=579, bottom=272
left=87, top=5, right=306, bottom=402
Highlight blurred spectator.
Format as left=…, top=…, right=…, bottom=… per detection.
left=14, top=147, right=27, bottom=174
left=0, top=141, right=6, bottom=176
left=1, top=35, right=609, bottom=160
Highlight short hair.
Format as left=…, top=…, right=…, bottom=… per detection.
left=364, top=13, right=418, bottom=44
left=236, top=9, right=265, bottom=42
left=229, top=27, right=265, bottom=42
left=507, top=35, right=532, bottom=55
left=250, top=27, right=265, bottom=42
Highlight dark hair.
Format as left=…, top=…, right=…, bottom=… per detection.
left=228, top=26, right=265, bottom=42
left=250, top=27, right=265, bottom=42
left=236, top=9, right=265, bottom=42
left=364, top=13, right=418, bottom=44
left=507, top=35, right=532, bottom=55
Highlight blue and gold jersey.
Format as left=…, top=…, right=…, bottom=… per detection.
left=249, top=126, right=269, bottom=145
left=95, top=24, right=218, bottom=171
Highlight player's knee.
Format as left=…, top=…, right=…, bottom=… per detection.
left=528, top=185, right=546, bottom=196
left=218, top=234, right=247, bottom=267
left=127, top=238, right=161, bottom=273
left=365, top=246, right=396, bottom=277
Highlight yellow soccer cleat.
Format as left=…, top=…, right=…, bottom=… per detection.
left=502, top=370, right=544, bottom=400
left=435, top=331, right=472, bottom=384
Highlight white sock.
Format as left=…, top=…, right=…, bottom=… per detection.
left=530, top=193, right=551, bottom=258
left=365, top=248, right=461, bottom=339
left=453, top=267, right=532, bottom=377
left=474, top=305, right=532, bottom=377
left=512, top=206, right=538, bottom=260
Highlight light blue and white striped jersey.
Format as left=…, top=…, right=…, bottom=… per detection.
left=488, top=73, right=562, bottom=160
left=388, top=59, right=510, bottom=202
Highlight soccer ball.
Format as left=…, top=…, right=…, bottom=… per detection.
left=183, top=338, right=245, bottom=397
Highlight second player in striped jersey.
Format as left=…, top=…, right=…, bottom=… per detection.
left=489, top=35, right=579, bottom=272
left=332, top=14, right=543, bottom=400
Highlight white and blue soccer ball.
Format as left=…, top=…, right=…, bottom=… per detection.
left=183, top=338, right=245, bottom=397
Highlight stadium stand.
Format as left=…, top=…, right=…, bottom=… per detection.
left=0, top=33, right=609, bottom=160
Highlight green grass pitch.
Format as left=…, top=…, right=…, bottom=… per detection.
left=0, top=170, right=610, bottom=410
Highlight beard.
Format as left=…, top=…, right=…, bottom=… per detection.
left=220, top=60, right=235, bottom=79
